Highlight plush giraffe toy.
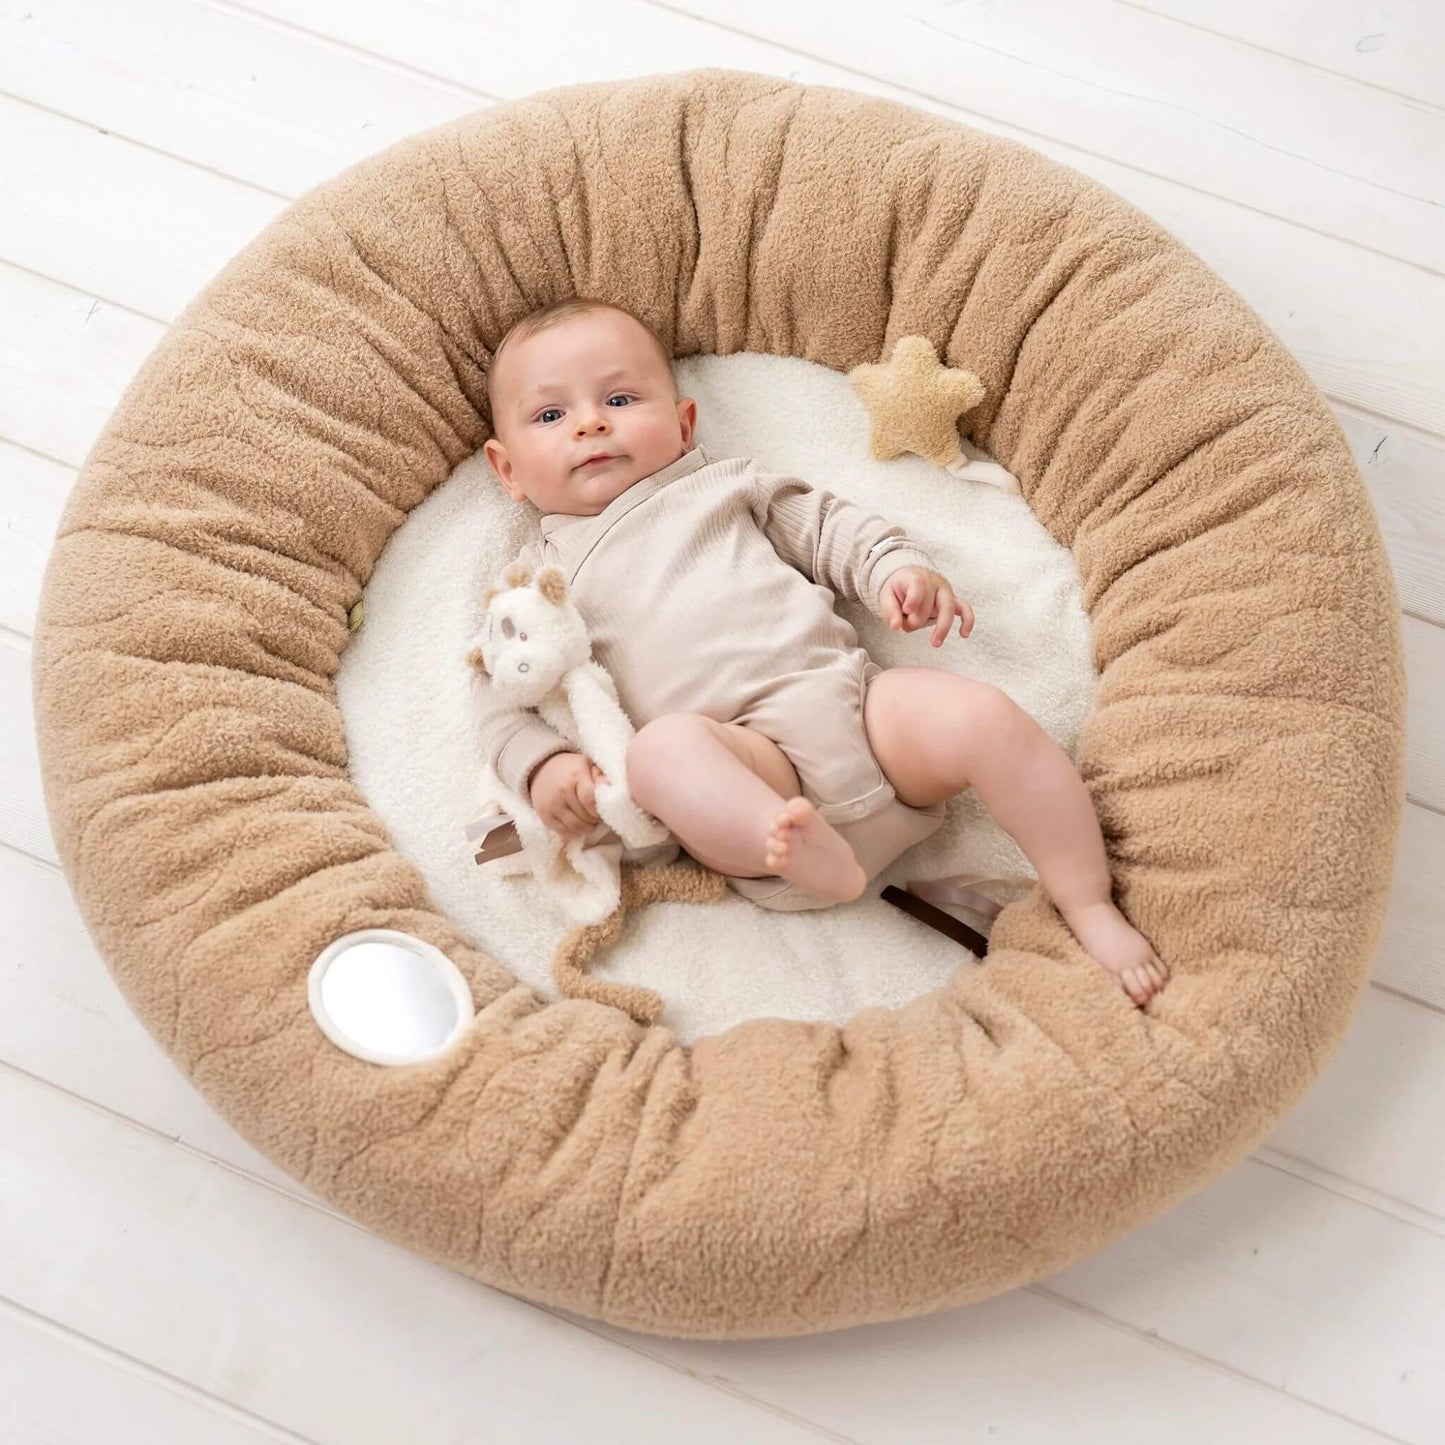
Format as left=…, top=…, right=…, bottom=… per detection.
left=465, top=558, right=722, bottom=1024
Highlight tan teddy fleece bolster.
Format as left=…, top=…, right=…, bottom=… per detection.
left=28, top=66, right=1404, bottom=1342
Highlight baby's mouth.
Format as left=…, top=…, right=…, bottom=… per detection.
left=578, top=454, right=622, bottom=468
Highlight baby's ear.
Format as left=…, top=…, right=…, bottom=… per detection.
left=535, top=566, right=567, bottom=607
left=466, top=645, right=489, bottom=675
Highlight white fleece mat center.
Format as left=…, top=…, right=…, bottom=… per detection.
left=336, top=352, right=1096, bottom=1046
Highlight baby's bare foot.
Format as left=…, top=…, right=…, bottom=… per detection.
left=1060, top=901, right=1170, bottom=1007
left=764, top=797, right=867, bottom=903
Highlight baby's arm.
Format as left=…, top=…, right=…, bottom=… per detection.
left=473, top=685, right=574, bottom=802
left=748, top=467, right=940, bottom=617
left=470, top=540, right=575, bottom=804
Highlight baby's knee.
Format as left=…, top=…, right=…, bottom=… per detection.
left=627, top=713, right=706, bottom=796
left=954, top=686, right=1037, bottom=781
left=969, top=681, right=1029, bottom=740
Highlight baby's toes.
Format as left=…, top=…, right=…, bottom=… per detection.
left=1127, top=960, right=1158, bottom=1000
left=781, top=796, right=815, bottom=827
left=773, top=806, right=802, bottom=839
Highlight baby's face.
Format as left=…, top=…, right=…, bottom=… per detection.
left=483, top=309, right=697, bottom=516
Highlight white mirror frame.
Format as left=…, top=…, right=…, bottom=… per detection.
left=307, top=927, right=476, bottom=1066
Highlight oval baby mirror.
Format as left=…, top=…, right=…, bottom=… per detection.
left=307, top=929, right=474, bottom=1066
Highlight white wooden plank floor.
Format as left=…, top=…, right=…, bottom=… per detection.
left=3, top=2, right=1441, bottom=1440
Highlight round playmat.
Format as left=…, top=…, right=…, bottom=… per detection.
left=31, top=68, right=1405, bottom=1339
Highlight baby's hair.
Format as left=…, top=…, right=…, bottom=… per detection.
left=485, top=297, right=674, bottom=426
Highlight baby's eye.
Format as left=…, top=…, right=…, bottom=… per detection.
left=537, top=407, right=562, bottom=424
left=606, top=394, right=634, bottom=407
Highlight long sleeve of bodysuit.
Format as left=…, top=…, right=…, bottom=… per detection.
left=469, top=540, right=575, bottom=801
left=748, top=467, right=939, bottom=612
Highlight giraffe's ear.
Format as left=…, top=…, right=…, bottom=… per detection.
left=466, top=645, right=489, bottom=675
left=481, top=585, right=500, bottom=608
left=536, top=567, right=567, bottom=607
left=503, top=560, right=534, bottom=589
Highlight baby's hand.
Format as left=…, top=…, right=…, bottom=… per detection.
left=528, top=752, right=607, bottom=839
left=878, top=567, right=974, bottom=647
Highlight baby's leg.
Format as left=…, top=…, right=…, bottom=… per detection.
left=863, top=667, right=1170, bottom=1007
left=626, top=715, right=867, bottom=902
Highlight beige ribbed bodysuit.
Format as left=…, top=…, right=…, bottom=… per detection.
left=472, top=444, right=949, bottom=910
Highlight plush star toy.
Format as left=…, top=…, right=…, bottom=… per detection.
left=847, top=334, right=1019, bottom=492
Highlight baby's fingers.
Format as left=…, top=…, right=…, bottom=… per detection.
left=902, top=574, right=929, bottom=627
left=578, top=773, right=598, bottom=814
left=931, top=591, right=957, bottom=647
left=542, top=807, right=573, bottom=837
left=880, top=587, right=903, bottom=630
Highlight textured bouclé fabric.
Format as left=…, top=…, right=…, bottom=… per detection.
left=31, top=68, right=1405, bottom=1339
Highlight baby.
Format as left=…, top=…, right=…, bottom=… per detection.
left=475, top=298, right=1168, bottom=1007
